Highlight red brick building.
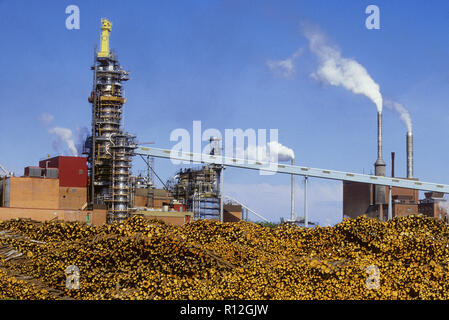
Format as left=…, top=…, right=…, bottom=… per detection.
left=343, top=181, right=448, bottom=221
left=343, top=180, right=419, bottom=220
left=39, top=156, right=87, bottom=187
left=419, top=192, right=449, bottom=221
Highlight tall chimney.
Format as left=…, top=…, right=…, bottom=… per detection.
left=377, top=111, right=383, bottom=162
left=374, top=111, right=386, bottom=204
left=391, top=152, right=395, bottom=177
left=406, top=132, right=413, bottom=179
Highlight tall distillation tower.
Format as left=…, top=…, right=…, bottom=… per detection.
left=85, top=18, right=136, bottom=223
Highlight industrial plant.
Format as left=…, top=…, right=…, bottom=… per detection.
left=0, top=19, right=241, bottom=227
left=3, top=13, right=449, bottom=302
left=0, top=18, right=448, bottom=228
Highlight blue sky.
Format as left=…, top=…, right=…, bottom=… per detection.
left=2, top=0, right=449, bottom=225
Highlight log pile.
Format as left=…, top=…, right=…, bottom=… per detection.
left=0, top=214, right=448, bottom=300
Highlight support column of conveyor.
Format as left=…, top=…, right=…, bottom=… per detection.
left=291, top=158, right=295, bottom=222
left=388, top=186, right=392, bottom=220
left=219, top=167, right=224, bottom=222
left=210, top=137, right=224, bottom=222
left=304, top=176, right=309, bottom=227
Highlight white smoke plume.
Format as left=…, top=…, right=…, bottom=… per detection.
left=384, top=100, right=412, bottom=133
left=48, top=127, right=78, bottom=156
left=75, top=126, right=90, bottom=156
left=39, top=113, right=84, bottom=157
left=244, top=141, right=295, bottom=163
left=267, top=48, right=303, bottom=78
left=303, top=25, right=383, bottom=112
left=267, top=141, right=295, bottom=161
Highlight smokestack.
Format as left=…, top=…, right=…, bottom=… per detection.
left=374, top=111, right=386, bottom=205
left=391, top=152, right=395, bottom=177
left=376, top=112, right=384, bottom=164
left=291, top=158, right=295, bottom=222
left=374, top=111, right=386, bottom=177
left=406, top=132, right=413, bottom=179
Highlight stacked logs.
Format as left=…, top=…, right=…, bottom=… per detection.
left=0, top=214, right=449, bottom=300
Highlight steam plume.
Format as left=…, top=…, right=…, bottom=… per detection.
left=303, top=26, right=383, bottom=112
left=245, top=141, right=295, bottom=162
left=75, top=126, right=90, bottom=156
left=384, top=100, right=412, bottom=133
left=48, top=127, right=78, bottom=156
left=267, top=48, right=303, bottom=78
left=267, top=141, right=295, bottom=161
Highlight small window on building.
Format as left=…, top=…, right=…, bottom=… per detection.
left=72, top=189, right=76, bottom=192
left=79, top=169, right=83, bottom=175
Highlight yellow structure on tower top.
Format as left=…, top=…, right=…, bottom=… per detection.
left=98, top=18, right=112, bottom=58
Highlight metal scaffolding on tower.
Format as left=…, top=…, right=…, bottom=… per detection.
left=84, top=18, right=136, bottom=223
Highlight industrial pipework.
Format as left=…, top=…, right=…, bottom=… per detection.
left=109, top=133, right=137, bottom=222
